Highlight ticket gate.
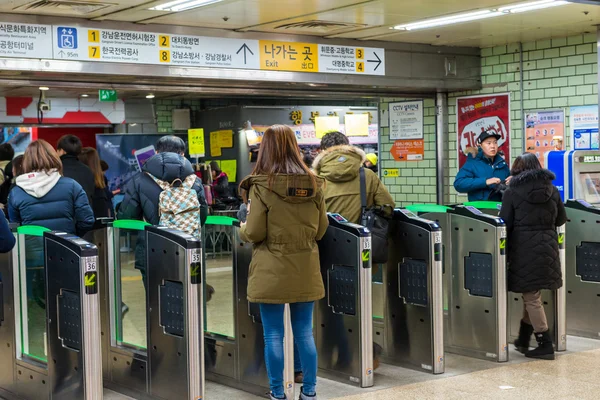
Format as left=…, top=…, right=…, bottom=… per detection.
left=565, top=200, right=600, bottom=339
left=461, top=202, right=567, bottom=352
left=381, top=209, right=444, bottom=374
left=202, top=216, right=294, bottom=399
left=0, top=226, right=102, bottom=400
left=96, top=220, right=205, bottom=400
left=315, top=213, right=373, bottom=387
left=411, top=205, right=508, bottom=362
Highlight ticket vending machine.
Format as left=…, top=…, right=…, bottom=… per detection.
left=546, top=150, right=600, bottom=203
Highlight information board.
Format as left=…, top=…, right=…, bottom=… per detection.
left=389, top=100, right=424, bottom=140
left=0, top=21, right=386, bottom=76
left=570, top=105, right=599, bottom=150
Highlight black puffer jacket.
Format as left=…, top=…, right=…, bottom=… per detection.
left=117, top=152, right=208, bottom=226
left=499, top=169, right=567, bottom=293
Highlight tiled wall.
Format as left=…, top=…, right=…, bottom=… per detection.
left=447, top=32, right=598, bottom=204
left=378, top=98, right=438, bottom=207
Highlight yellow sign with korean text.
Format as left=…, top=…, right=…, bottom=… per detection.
left=315, top=116, right=341, bottom=139
left=210, top=131, right=222, bottom=157
left=259, top=40, right=319, bottom=73
left=220, top=160, right=237, bottom=183
left=188, top=128, right=205, bottom=157
left=216, top=130, right=233, bottom=148
left=382, top=169, right=399, bottom=178
left=344, top=113, right=369, bottom=136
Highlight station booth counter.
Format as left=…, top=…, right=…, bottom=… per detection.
left=0, top=225, right=102, bottom=400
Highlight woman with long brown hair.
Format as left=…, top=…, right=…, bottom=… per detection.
left=239, top=125, right=328, bottom=400
left=79, top=147, right=114, bottom=221
left=8, top=139, right=94, bottom=309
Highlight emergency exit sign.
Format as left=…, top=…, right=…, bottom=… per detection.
left=99, top=90, right=117, bottom=102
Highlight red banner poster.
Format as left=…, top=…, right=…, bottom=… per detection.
left=457, top=94, right=511, bottom=169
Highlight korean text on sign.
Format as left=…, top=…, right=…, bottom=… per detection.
left=259, top=40, right=318, bottom=72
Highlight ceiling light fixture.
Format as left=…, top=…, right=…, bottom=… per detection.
left=81, top=94, right=89, bottom=97
left=146, top=94, right=155, bottom=99
left=392, top=0, right=569, bottom=31
left=498, top=0, right=568, bottom=13
left=39, top=86, right=49, bottom=91
left=150, top=0, right=223, bottom=12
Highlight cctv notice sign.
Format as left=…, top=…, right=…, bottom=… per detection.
left=456, top=94, right=511, bottom=169
left=0, top=21, right=385, bottom=76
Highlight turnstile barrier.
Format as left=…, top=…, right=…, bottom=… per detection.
left=0, top=226, right=102, bottom=400
left=315, top=213, right=373, bottom=387
left=203, top=216, right=294, bottom=399
left=565, top=200, right=600, bottom=339
left=446, top=206, right=508, bottom=362
left=382, top=209, right=444, bottom=374
left=96, top=220, right=204, bottom=400
left=462, top=202, right=567, bottom=352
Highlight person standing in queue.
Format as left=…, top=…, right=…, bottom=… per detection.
left=499, top=153, right=567, bottom=360
left=79, top=147, right=114, bottom=223
left=239, top=124, right=328, bottom=400
left=454, top=130, right=511, bottom=201
left=56, top=135, right=96, bottom=206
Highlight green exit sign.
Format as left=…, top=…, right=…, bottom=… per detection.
left=99, top=90, right=117, bottom=102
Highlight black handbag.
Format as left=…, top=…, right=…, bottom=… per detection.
left=359, top=168, right=390, bottom=264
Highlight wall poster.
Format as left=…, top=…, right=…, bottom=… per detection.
left=457, top=93, right=511, bottom=169
left=570, top=105, right=599, bottom=150
left=525, top=110, right=565, bottom=167
left=389, top=100, right=423, bottom=140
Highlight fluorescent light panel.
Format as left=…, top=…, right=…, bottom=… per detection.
left=150, top=0, right=223, bottom=12
left=393, top=0, right=569, bottom=31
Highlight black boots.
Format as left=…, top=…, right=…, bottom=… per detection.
left=525, top=331, right=555, bottom=360
left=514, top=320, right=534, bottom=354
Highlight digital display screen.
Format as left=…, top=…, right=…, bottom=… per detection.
left=401, top=209, right=417, bottom=218
left=582, top=155, right=600, bottom=163
left=329, top=213, right=347, bottom=223
left=579, top=173, right=600, bottom=204
left=465, top=206, right=483, bottom=215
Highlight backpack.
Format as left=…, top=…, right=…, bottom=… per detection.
left=148, top=173, right=201, bottom=238
left=0, top=167, right=11, bottom=206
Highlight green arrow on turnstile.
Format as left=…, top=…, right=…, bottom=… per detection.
left=362, top=250, right=370, bottom=262
left=499, top=239, right=506, bottom=250
left=84, top=273, right=96, bottom=287
left=558, top=234, right=564, bottom=245
left=191, top=263, right=200, bottom=277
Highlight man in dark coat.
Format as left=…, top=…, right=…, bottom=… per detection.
left=117, top=136, right=208, bottom=290
left=499, top=155, right=567, bottom=360
left=57, top=135, right=96, bottom=207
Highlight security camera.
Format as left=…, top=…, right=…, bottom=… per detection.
left=38, top=101, right=51, bottom=112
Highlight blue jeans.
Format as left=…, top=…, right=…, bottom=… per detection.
left=259, top=302, right=317, bottom=398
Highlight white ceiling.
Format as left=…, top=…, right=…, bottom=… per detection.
left=0, top=0, right=599, bottom=47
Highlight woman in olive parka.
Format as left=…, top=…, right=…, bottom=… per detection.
left=239, top=125, right=328, bottom=400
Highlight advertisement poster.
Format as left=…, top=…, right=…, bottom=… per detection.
left=389, top=100, right=424, bottom=140
left=525, top=110, right=564, bottom=167
left=390, top=139, right=425, bottom=162
left=570, top=105, right=599, bottom=150
left=457, top=94, right=510, bottom=169
left=96, top=134, right=187, bottom=192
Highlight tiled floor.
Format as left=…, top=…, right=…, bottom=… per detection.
left=98, top=335, right=600, bottom=400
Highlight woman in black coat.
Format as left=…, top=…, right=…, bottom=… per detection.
left=499, top=153, right=567, bottom=360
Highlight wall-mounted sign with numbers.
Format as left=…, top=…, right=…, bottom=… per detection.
left=0, top=21, right=388, bottom=76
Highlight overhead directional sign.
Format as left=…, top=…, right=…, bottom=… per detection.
left=0, top=22, right=53, bottom=59
left=318, top=45, right=385, bottom=75
left=0, top=21, right=386, bottom=76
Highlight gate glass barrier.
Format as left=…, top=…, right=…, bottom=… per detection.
left=315, top=213, right=373, bottom=388
left=383, top=209, right=444, bottom=374
left=203, top=216, right=235, bottom=339
left=462, top=202, right=567, bottom=352
left=1, top=227, right=102, bottom=400
left=17, top=226, right=50, bottom=363
left=204, top=217, right=294, bottom=399
left=565, top=200, right=600, bottom=339
left=112, top=219, right=149, bottom=350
